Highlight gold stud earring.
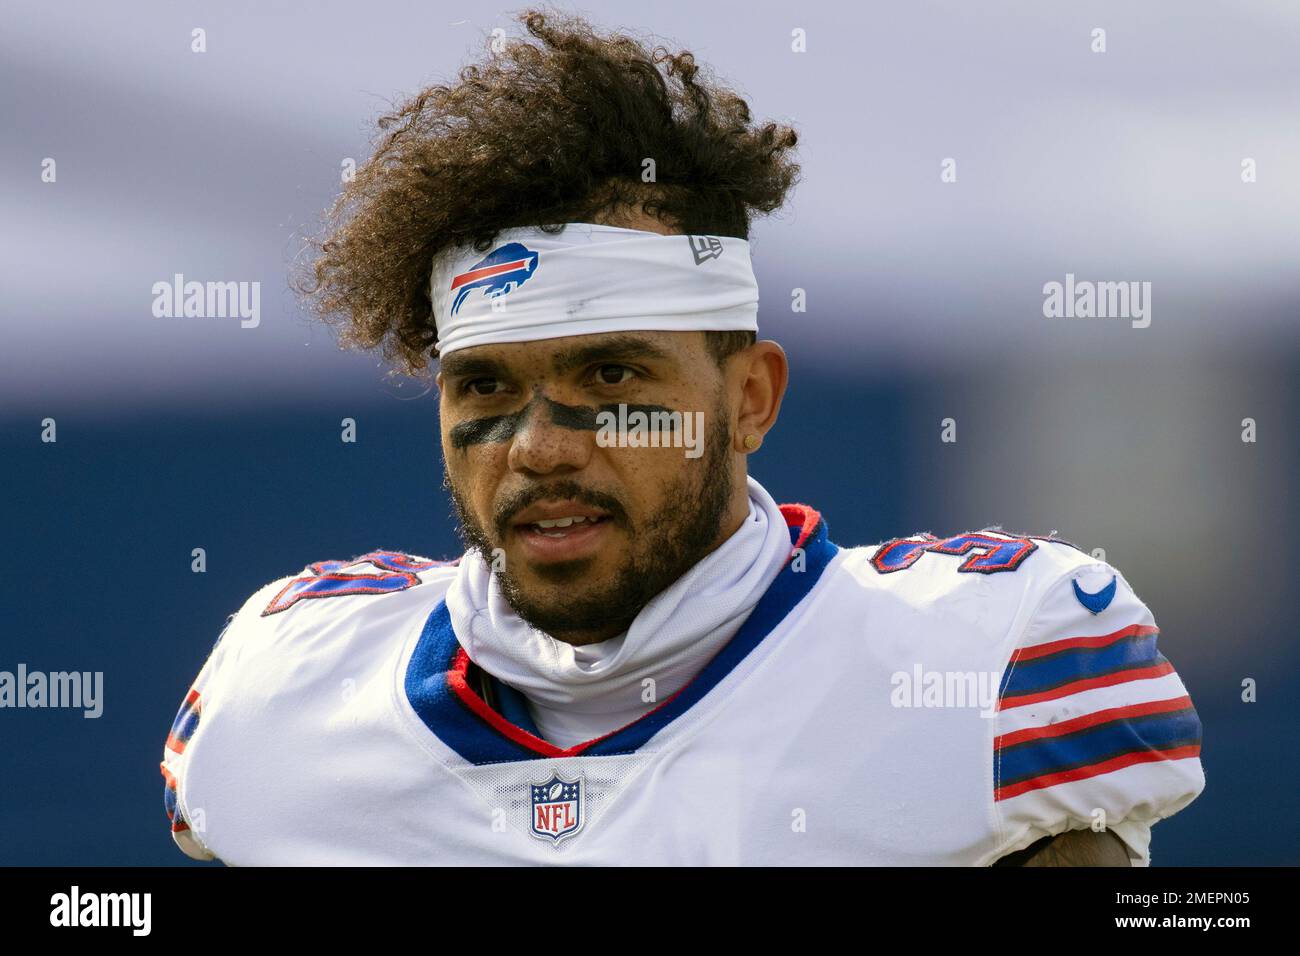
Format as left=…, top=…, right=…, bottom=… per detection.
left=743, top=434, right=761, bottom=451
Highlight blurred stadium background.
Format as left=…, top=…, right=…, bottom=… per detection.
left=1, top=0, right=1296, bottom=864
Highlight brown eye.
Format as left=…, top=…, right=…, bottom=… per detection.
left=464, top=378, right=501, bottom=396
left=596, top=365, right=633, bottom=385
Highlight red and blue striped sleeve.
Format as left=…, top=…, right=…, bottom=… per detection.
left=991, top=563, right=1204, bottom=864
left=160, top=625, right=232, bottom=861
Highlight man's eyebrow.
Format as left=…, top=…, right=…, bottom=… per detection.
left=438, top=354, right=508, bottom=379
left=550, top=335, right=673, bottom=374
left=438, top=336, right=674, bottom=379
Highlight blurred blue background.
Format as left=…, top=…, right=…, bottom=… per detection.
left=1, top=0, right=1297, bottom=864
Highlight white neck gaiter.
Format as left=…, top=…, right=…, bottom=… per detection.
left=444, top=476, right=792, bottom=748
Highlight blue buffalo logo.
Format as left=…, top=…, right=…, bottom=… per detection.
left=448, top=242, right=540, bottom=316
left=529, top=772, right=583, bottom=844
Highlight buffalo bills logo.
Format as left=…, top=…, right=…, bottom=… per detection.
left=449, top=242, right=540, bottom=316
left=529, top=772, right=583, bottom=844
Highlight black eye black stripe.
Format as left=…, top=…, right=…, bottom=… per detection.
left=450, top=394, right=679, bottom=450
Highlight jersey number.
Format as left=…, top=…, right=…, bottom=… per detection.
left=261, top=551, right=448, bottom=615
left=871, top=533, right=1037, bottom=574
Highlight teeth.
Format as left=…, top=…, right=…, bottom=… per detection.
left=534, top=515, right=590, bottom=529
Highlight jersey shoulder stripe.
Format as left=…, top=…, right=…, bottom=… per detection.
left=999, top=623, right=1169, bottom=708
left=990, top=557, right=1204, bottom=863
left=995, top=694, right=1200, bottom=800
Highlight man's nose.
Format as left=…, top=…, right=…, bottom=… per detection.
left=507, top=395, right=594, bottom=477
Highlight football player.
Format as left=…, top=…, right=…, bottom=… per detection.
left=161, top=9, right=1202, bottom=865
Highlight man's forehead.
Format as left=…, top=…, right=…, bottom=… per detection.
left=438, top=330, right=704, bottom=376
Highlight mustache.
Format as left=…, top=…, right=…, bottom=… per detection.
left=493, top=479, right=630, bottom=538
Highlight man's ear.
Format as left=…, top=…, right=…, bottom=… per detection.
left=731, top=340, right=788, bottom=452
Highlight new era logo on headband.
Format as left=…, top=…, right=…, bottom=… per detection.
left=688, top=235, right=724, bottom=265
left=449, top=241, right=540, bottom=316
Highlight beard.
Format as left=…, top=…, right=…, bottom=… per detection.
left=446, top=402, right=734, bottom=640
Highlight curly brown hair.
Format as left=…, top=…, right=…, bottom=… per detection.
left=296, top=7, right=800, bottom=375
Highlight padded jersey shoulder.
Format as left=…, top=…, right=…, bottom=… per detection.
left=831, top=527, right=1111, bottom=620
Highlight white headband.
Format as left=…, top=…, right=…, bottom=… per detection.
left=429, top=222, right=758, bottom=356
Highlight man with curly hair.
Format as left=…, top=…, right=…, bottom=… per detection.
left=160, top=9, right=1203, bottom=866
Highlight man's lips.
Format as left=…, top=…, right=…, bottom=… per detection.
left=510, top=500, right=612, bottom=529
left=508, top=500, right=615, bottom=562
left=514, top=519, right=610, bottom=558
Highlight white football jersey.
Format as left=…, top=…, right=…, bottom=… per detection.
left=160, top=505, right=1204, bottom=865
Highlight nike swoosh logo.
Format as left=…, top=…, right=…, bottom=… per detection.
left=1073, top=575, right=1117, bottom=614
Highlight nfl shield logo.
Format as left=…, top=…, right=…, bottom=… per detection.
left=529, top=772, right=584, bottom=844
